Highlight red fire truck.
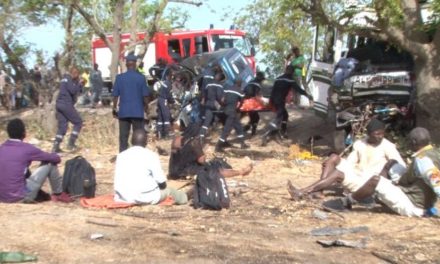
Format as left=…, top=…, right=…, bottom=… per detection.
left=91, top=28, right=256, bottom=86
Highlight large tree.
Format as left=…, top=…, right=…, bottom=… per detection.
left=291, top=0, right=440, bottom=141
left=234, top=0, right=314, bottom=77
left=238, top=0, right=440, bottom=141
left=0, top=0, right=59, bottom=81
left=70, top=0, right=201, bottom=83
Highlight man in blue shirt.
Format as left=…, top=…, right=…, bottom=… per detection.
left=112, top=54, right=151, bottom=152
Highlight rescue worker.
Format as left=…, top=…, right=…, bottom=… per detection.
left=90, top=63, right=104, bottom=107
left=137, top=62, right=146, bottom=75
left=243, top=71, right=265, bottom=136
left=112, top=53, right=151, bottom=153
left=199, top=71, right=224, bottom=143
left=52, top=66, right=83, bottom=152
left=156, top=71, right=175, bottom=139
left=261, top=65, right=313, bottom=146
left=148, top=58, right=167, bottom=80
left=215, top=79, right=249, bottom=152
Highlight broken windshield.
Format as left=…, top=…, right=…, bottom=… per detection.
left=211, top=34, right=252, bottom=56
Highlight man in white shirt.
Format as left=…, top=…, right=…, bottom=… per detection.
left=288, top=119, right=406, bottom=199
left=114, top=129, right=187, bottom=205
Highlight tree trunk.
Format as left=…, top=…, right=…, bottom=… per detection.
left=109, top=0, right=125, bottom=84
left=128, top=0, right=138, bottom=54
left=63, top=4, right=75, bottom=71
left=414, top=56, right=440, bottom=143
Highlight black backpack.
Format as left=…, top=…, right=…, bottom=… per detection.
left=193, top=158, right=232, bottom=210
left=62, top=156, right=96, bottom=198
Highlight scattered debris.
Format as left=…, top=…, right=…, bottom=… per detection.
left=312, top=209, right=328, bottom=220
left=90, top=233, right=105, bottom=240
left=86, top=219, right=119, bottom=228
left=371, top=251, right=399, bottom=264
left=0, top=251, right=37, bottom=263
left=310, top=226, right=369, bottom=236
left=288, top=145, right=319, bottom=160
left=316, top=238, right=367, bottom=249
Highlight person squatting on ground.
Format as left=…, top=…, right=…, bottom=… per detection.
left=169, top=122, right=206, bottom=179
left=287, top=119, right=406, bottom=200
left=0, top=119, right=71, bottom=203
left=52, top=67, right=83, bottom=153
left=261, top=65, right=313, bottom=146
left=114, top=129, right=188, bottom=205
left=337, top=127, right=440, bottom=217
left=169, top=122, right=254, bottom=180
left=215, top=79, right=249, bottom=152
left=90, top=63, right=104, bottom=107
left=156, top=71, right=175, bottom=139
left=242, top=71, right=265, bottom=136
left=199, top=72, right=224, bottom=143
left=112, top=54, right=151, bottom=153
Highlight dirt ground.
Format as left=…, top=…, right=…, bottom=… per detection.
left=0, top=106, right=439, bottom=264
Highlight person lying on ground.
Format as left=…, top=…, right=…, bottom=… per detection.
left=0, top=118, right=71, bottom=203
left=287, top=119, right=406, bottom=200
left=114, top=129, right=187, bottom=205
left=168, top=122, right=253, bottom=180
left=335, top=127, right=440, bottom=217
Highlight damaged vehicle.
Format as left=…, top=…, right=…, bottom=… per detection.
left=147, top=48, right=255, bottom=131
left=309, top=23, right=418, bottom=153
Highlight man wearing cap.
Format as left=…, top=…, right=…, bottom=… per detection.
left=112, top=53, right=151, bottom=153
left=287, top=119, right=406, bottom=199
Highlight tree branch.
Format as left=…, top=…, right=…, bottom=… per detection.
left=169, top=0, right=202, bottom=7
left=71, top=2, right=114, bottom=51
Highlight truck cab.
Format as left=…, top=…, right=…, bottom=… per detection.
left=91, top=28, right=255, bottom=87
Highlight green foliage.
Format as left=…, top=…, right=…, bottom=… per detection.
left=234, top=0, right=313, bottom=77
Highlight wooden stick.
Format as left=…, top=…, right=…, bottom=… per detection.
left=86, top=219, right=119, bottom=227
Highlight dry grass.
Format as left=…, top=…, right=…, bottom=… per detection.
left=0, top=107, right=439, bottom=263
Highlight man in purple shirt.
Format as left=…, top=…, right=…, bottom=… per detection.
left=52, top=67, right=83, bottom=153
left=0, top=119, right=71, bottom=203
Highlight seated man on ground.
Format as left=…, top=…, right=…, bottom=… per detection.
left=169, top=122, right=206, bottom=180
left=337, top=127, right=440, bottom=217
left=114, top=129, right=187, bottom=205
left=0, top=118, right=71, bottom=203
left=169, top=122, right=254, bottom=180
left=288, top=119, right=406, bottom=200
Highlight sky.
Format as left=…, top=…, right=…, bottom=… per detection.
left=22, top=0, right=252, bottom=65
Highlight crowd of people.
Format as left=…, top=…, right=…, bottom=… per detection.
left=0, top=50, right=438, bottom=219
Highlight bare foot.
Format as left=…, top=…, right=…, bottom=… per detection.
left=241, top=163, right=253, bottom=176
left=310, top=192, right=325, bottom=199
left=287, top=180, right=304, bottom=201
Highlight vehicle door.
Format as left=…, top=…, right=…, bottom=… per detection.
left=309, top=25, right=337, bottom=118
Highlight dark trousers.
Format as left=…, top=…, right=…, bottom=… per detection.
left=248, top=111, right=260, bottom=129
left=157, top=99, right=171, bottom=135
left=200, top=108, right=214, bottom=137
left=220, top=111, right=244, bottom=142
left=119, top=118, right=144, bottom=152
left=55, top=103, right=83, bottom=140
left=268, top=104, right=288, bottom=133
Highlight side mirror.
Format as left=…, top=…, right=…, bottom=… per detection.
left=250, top=47, right=256, bottom=56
